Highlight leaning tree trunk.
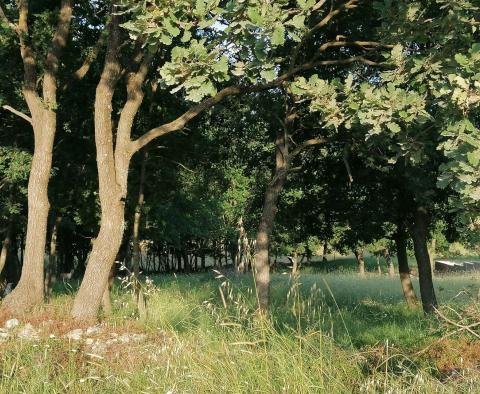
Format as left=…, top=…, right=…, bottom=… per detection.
left=410, top=207, right=437, bottom=314
left=395, top=230, right=418, bottom=307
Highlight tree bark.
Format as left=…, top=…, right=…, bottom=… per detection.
left=1, top=0, right=73, bottom=313
left=71, top=11, right=152, bottom=321
left=395, top=228, right=418, bottom=308
left=254, top=129, right=288, bottom=313
left=409, top=207, right=437, bottom=314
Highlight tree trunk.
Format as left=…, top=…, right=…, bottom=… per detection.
left=376, top=255, right=382, bottom=275
left=410, top=207, right=437, bottom=314
left=429, top=237, right=436, bottom=277
left=0, top=223, right=12, bottom=277
left=132, top=150, right=147, bottom=278
left=386, top=249, right=395, bottom=277
left=355, top=249, right=366, bottom=276
left=1, top=0, right=72, bottom=313
left=72, top=200, right=125, bottom=321
left=2, top=116, right=56, bottom=311
left=45, top=216, right=61, bottom=299
left=254, top=128, right=288, bottom=313
left=395, top=229, right=418, bottom=307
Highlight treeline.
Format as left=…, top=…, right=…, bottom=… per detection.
left=0, top=0, right=479, bottom=321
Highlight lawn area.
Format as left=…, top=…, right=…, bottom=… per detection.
left=1, top=268, right=479, bottom=393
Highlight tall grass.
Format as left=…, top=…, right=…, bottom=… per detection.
left=0, top=270, right=479, bottom=393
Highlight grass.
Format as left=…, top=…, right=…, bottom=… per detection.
left=1, top=263, right=479, bottom=393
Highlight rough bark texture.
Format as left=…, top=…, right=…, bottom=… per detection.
left=1, top=0, right=72, bottom=313
left=410, top=208, right=437, bottom=314
left=71, top=12, right=151, bottom=321
left=254, top=129, right=288, bottom=313
left=395, top=229, right=418, bottom=307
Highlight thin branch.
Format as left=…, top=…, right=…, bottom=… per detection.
left=290, top=137, right=328, bottom=158
left=318, top=40, right=394, bottom=52
left=62, top=29, right=107, bottom=91
left=291, top=0, right=358, bottom=67
left=43, top=0, right=73, bottom=104
left=17, top=0, right=37, bottom=91
left=343, top=145, right=353, bottom=184
left=0, top=3, right=17, bottom=32
left=1, top=105, right=32, bottom=124
left=312, top=0, right=328, bottom=12
left=434, top=307, right=480, bottom=339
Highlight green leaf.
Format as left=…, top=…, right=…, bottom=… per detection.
left=386, top=122, right=401, bottom=133
left=467, top=150, right=480, bottom=167
left=271, top=25, right=285, bottom=46
left=454, top=53, right=469, bottom=66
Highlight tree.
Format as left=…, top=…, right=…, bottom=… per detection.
left=0, top=0, right=73, bottom=312
left=69, top=0, right=391, bottom=320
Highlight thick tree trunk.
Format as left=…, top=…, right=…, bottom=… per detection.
left=2, top=119, right=55, bottom=311
left=410, top=207, right=437, bottom=314
left=0, top=223, right=12, bottom=277
left=1, top=0, right=72, bottom=313
left=395, top=230, right=418, bottom=307
left=72, top=200, right=125, bottom=321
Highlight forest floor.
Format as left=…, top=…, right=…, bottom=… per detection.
left=0, top=260, right=479, bottom=393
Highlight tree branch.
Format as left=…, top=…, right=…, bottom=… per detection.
left=131, top=55, right=378, bottom=154
left=1, top=105, right=32, bottom=124
left=291, top=0, right=359, bottom=67
left=318, top=40, right=394, bottom=52
left=290, top=137, right=328, bottom=159
left=43, top=0, right=73, bottom=104
left=17, top=0, right=37, bottom=92
left=0, top=3, right=17, bottom=32
left=343, top=145, right=353, bottom=184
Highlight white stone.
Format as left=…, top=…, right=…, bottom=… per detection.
left=66, top=329, right=83, bottom=341
left=4, top=319, right=20, bottom=329
left=86, top=326, right=103, bottom=335
left=18, top=323, right=39, bottom=340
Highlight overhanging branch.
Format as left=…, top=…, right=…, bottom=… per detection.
left=131, top=55, right=379, bottom=154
